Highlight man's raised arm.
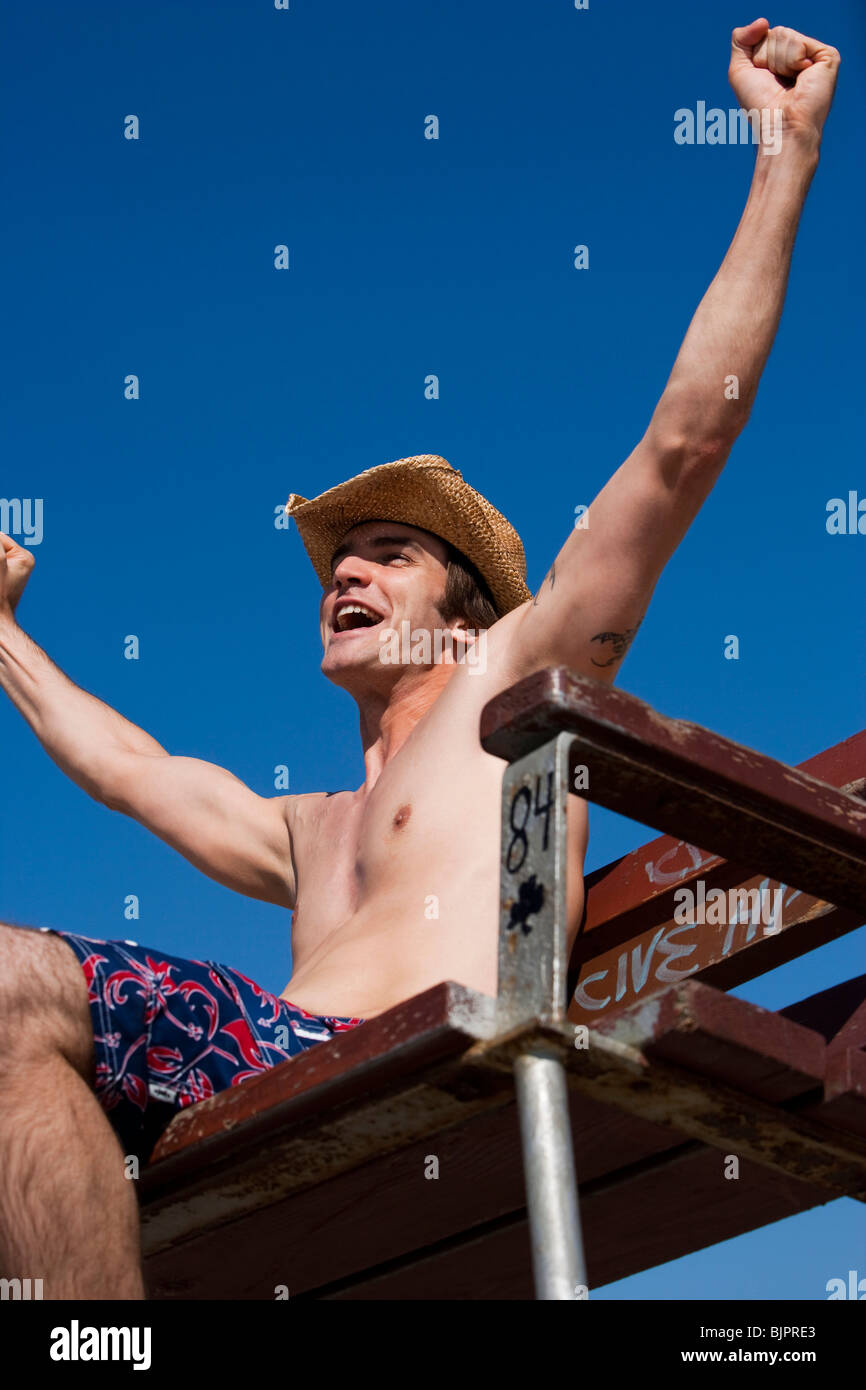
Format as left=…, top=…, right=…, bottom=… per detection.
left=507, top=19, right=840, bottom=684
left=0, top=535, right=295, bottom=909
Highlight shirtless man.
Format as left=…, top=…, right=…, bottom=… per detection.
left=0, top=19, right=839, bottom=1299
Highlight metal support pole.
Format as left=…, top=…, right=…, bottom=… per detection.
left=496, top=732, right=586, bottom=1298
left=514, top=1048, right=587, bottom=1300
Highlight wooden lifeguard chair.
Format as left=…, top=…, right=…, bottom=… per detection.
left=137, top=670, right=866, bottom=1299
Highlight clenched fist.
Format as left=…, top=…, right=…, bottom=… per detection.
left=730, top=18, right=840, bottom=148
left=0, top=532, right=35, bottom=620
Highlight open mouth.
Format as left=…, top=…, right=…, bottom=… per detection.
left=333, top=602, right=385, bottom=634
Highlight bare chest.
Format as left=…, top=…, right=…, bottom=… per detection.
left=289, top=742, right=506, bottom=941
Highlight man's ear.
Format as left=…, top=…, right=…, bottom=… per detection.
left=448, top=621, right=478, bottom=656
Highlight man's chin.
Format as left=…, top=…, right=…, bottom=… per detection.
left=321, top=634, right=391, bottom=686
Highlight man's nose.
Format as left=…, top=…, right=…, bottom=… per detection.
left=332, top=553, right=374, bottom=588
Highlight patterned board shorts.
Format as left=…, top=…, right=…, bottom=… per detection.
left=38, top=928, right=366, bottom=1163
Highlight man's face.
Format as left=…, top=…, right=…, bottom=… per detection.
left=319, top=520, right=455, bottom=690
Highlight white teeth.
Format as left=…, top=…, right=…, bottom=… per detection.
left=335, top=603, right=380, bottom=631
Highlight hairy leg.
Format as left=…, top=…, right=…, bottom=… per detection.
left=0, top=923, right=145, bottom=1299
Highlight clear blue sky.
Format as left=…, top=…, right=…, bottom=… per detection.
left=3, top=1, right=864, bottom=1299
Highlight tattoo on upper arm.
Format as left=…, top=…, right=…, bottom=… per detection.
left=532, top=562, right=556, bottom=606
left=589, top=620, right=643, bottom=668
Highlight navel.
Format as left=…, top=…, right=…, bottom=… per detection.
left=392, top=804, right=412, bottom=831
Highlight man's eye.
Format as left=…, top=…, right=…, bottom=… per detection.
left=385, top=553, right=409, bottom=563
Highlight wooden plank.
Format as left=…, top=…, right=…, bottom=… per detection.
left=569, top=783, right=866, bottom=1025
left=782, top=979, right=866, bottom=1141
left=568, top=870, right=863, bottom=1026
left=479, top=669, right=866, bottom=1020
left=580, top=737, right=866, bottom=947
left=144, top=982, right=496, bottom=1173
left=471, top=993, right=866, bottom=1200
left=318, top=1150, right=832, bottom=1299
left=816, top=1049, right=866, bottom=1139
left=144, top=1082, right=835, bottom=1299
left=622, top=980, right=826, bottom=1104
left=139, top=983, right=508, bottom=1255
left=480, top=669, right=866, bottom=914
left=316, top=982, right=843, bottom=1296
left=779, top=974, right=866, bottom=1048
left=144, top=1085, right=685, bottom=1299
left=142, top=977, right=861, bottom=1299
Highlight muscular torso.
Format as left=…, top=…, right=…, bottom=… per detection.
left=281, top=651, right=589, bottom=1020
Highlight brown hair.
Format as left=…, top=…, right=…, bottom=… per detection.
left=436, top=543, right=499, bottom=629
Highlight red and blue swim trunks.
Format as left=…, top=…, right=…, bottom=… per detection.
left=39, top=928, right=365, bottom=1163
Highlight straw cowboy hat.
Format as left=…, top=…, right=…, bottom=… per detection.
left=285, top=453, right=532, bottom=617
